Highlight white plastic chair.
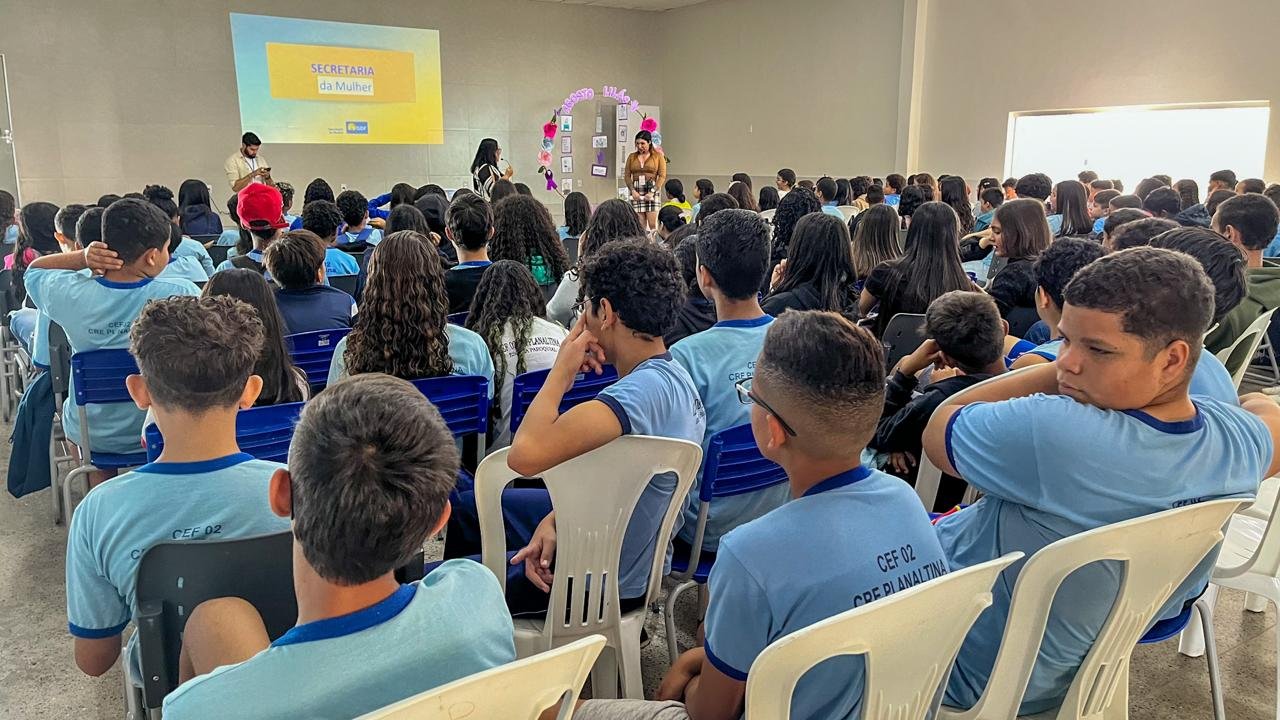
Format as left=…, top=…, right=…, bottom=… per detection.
left=1178, top=489, right=1280, bottom=719
left=743, top=553, right=1022, bottom=720
left=355, top=635, right=605, bottom=720
left=759, top=209, right=777, bottom=223
left=1215, top=306, right=1277, bottom=389
left=914, top=366, right=1039, bottom=512
left=937, top=499, right=1243, bottom=720
left=836, top=205, right=859, bottom=221
left=475, top=436, right=703, bottom=699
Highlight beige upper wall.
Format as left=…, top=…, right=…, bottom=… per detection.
left=917, top=0, right=1280, bottom=184
left=659, top=0, right=903, bottom=184
left=1, top=0, right=659, bottom=208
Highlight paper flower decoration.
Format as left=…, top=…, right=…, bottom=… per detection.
left=538, top=150, right=553, bottom=168
left=651, top=131, right=663, bottom=148
left=543, top=122, right=558, bottom=139
left=640, top=117, right=658, bottom=133
left=541, top=137, right=554, bottom=151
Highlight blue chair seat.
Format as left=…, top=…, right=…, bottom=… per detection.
left=89, top=450, right=149, bottom=470
left=1138, top=602, right=1195, bottom=644
left=669, top=537, right=717, bottom=584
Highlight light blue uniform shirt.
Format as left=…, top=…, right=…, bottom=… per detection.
left=343, top=227, right=383, bottom=247
left=594, top=354, right=706, bottom=598
left=25, top=268, right=200, bottom=454
left=1047, top=214, right=1064, bottom=235
left=821, top=202, right=844, bottom=218
left=1092, top=217, right=1106, bottom=238
left=670, top=316, right=788, bottom=549
left=326, top=324, right=496, bottom=397
left=215, top=249, right=267, bottom=276
left=1026, top=341, right=1237, bottom=404
left=214, top=229, right=240, bottom=247
left=885, top=194, right=900, bottom=208
left=937, top=394, right=1270, bottom=714
left=324, top=247, right=360, bottom=277
left=65, top=454, right=289, bottom=645
left=3, top=224, right=17, bottom=244
left=705, top=467, right=948, bottom=720
left=1266, top=230, right=1280, bottom=258
left=974, top=209, right=995, bottom=232
left=29, top=268, right=92, bottom=369
left=162, top=560, right=516, bottom=720
left=175, top=237, right=216, bottom=277
left=159, top=256, right=209, bottom=284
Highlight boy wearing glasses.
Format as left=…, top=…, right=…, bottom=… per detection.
left=444, top=240, right=706, bottom=615
left=670, top=209, right=789, bottom=551
left=567, top=310, right=947, bottom=720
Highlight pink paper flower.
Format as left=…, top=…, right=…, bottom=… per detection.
left=543, top=122, right=558, bottom=139
left=640, top=117, right=658, bottom=133
left=538, top=150, right=553, bottom=168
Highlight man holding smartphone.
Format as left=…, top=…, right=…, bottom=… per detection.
left=225, top=132, right=272, bottom=192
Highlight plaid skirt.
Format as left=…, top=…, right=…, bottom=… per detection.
left=632, top=178, right=657, bottom=213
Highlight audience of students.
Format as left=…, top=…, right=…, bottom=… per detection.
left=757, top=185, right=780, bottom=212
left=143, top=184, right=217, bottom=277
left=974, top=187, right=1004, bottom=232
left=214, top=184, right=289, bottom=275
left=488, top=194, right=571, bottom=301
left=940, top=175, right=975, bottom=234
left=444, top=192, right=496, bottom=313
left=666, top=231, right=718, bottom=347
left=547, top=198, right=644, bottom=326
left=1205, top=193, right=1280, bottom=352
left=560, top=190, right=591, bottom=242
left=1048, top=180, right=1091, bottom=237
left=763, top=213, right=858, bottom=316
left=336, top=190, right=383, bottom=249
left=985, top=198, right=1054, bottom=335
left=177, top=179, right=223, bottom=236
left=765, top=187, right=822, bottom=289
left=850, top=204, right=902, bottom=292
left=201, top=269, right=309, bottom=406
left=264, top=230, right=357, bottom=335
left=300, top=200, right=361, bottom=278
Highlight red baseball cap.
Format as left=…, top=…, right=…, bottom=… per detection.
left=237, top=183, right=288, bottom=230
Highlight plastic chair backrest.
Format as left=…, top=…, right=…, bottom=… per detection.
left=745, top=553, right=1022, bottom=720
left=836, top=205, right=858, bottom=221
left=71, top=349, right=139, bottom=406
left=286, top=328, right=352, bottom=390
left=355, top=635, right=606, bottom=720
left=46, top=321, right=71, bottom=397
left=1215, top=306, right=1278, bottom=389
left=447, top=311, right=468, bottom=327
left=1221, top=485, right=1280, bottom=580
left=145, top=402, right=306, bottom=463
left=134, top=531, right=297, bottom=710
left=0, top=269, right=13, bottom=315
left=476, top=437, right=702, bottom=642
left=760, top=209, right=777, bottom=222
left=880, top=313, right=927, bottom=373
left=205, top=244, right=230, bottom=267
left=562, top=236, right=580, bottom=265
left=409, top=375, right=489, bottom=439
left=944, top=499, right=1242, bottom=720
left=188, top=233, right=221, bottom=245
left=913, top=366, right=1040, bottom=511
left=329, top=273, right=358, bottom=296
left=509, top=366, right=619, bottom=434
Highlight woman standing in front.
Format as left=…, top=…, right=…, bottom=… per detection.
left=624, top=130, right=666, bottom=231
left=470, top=138, right=514, bottom=201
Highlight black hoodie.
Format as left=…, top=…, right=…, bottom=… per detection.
left=180, top=205, right=224, bottom=236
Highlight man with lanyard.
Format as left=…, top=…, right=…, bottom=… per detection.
left=225, top=132, right=273, bottom=193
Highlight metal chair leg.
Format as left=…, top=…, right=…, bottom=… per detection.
left=1196, top=596, right=1226, bottom=720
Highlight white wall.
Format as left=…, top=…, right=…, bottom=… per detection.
left=916, top=0, right=1280, bottom=184
left=0, top=0, right=659, bottom=208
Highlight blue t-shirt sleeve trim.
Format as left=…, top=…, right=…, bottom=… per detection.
left=703, top=642, right=749, bottom=681
left=69, top=620, right=129, bottom=639
left=944, top=406, right=965, bottom=472
left=596, top=394, right=632, bottom=435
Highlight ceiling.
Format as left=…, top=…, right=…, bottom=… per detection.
left=531, top=0, right=710, bottom=11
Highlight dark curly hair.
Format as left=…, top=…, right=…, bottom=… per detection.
left=581, top=239, right=683, bottom=338
left=142, top=184, right=178, bottom=220
left=465, top=260, right=547, bottom=383
left=581, top=198, right=645, bottom=260
left=301, top=200, right=343, bottom=241
left=344, top=231, right=453, bottom=380
left=563, top=192, right=591, bottom=237
left=768, top=186, right=822, bottom=271
left=488, top=195, right=571, bottom=285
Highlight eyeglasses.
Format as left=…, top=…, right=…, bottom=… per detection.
left=735, top=378, right=797, bottom=437
left=572, top=297, right=595, bottom=317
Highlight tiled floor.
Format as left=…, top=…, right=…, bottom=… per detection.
left=0, top=427, right=1274, bottom=719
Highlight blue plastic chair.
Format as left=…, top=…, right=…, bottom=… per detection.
left=285, top=328, right=351, bottom=392
left=662, top=422, right=789, bottom=660
left=447, top=311, right=468, bottom=327
left=410, top=375, right=490, bottom=466
left=144, top=402, right=306, bottom=463
left=62, top=349, right=148, bottom=519
left=509, top=365, right=619, bottom=435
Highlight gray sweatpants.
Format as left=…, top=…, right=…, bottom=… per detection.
left=573, top=700, right=691, bottom=720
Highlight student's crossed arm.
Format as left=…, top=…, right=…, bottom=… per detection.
left=923, top=362, right=1059, bottom=477
left=28, top=241, right=123, bottom=274
left=657, top=646, right=744, bottom=720
left=507, top=314, right=624, bottom=478
left=1240, top=393, right=1280, bottom=478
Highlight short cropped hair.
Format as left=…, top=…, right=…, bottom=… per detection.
left=1150, top=228, right=1247, bottom=324
left=335, top=190, right=369, bottom=227
left=1063, top=247, right=1214, bottom=360
left=102, top=198, right=172, bottom=262
left=816, top=177, right=838, bottom=202
left=1078, top=171, right=1098, bottom=184
left=1092, top=189, right=1121, bottom=209
left=695, top=192, right=739, bottom=226
left=75, top=206, right=106, bottom=246
left=1205, top=189, right=1236, bottom=216
left=1109, top=194, right=1143, bottom=210
left=1015, top=173, right=1052, bottom=201
left=865, top=185, right=885, bottom=204
left=1215, top=193, right=1280, bottom=250
left=1109, top=217, right=1178, bottom=251
left=777, top=169, right=797, bottom=187
left=301, top=200, right=343, bottom=241
left=242, top=132, right=261, bottom=146
left=1034, top=237, right=1104, bottom=309
left=979, top=187, right=1004, bottom=208
left=288, top=374, right=459, bottom=585
left=925, top=291, right=1004, bottom=374
left=1090, top=179, right=1114, bottom=191
left=1210, top=169, right=1238, bottom=188
left=1143, top=187, right=1182, bottom=218
left=129, top=295, right=264, bottom=412
left=755, top=310, right=885, bottom=450
left=696, top=209, right=770, bottom=299
left=446, top=193, right=493, bottom=251
left=264, top=230, right=326, bottom=290
left=55, top=204, right=89, bottom=241
left=885, top=174, right=906, bottom=193
left=581, top=239, right=683, bottom=338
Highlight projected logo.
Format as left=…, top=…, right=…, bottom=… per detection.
left=345, top=121, right=369, bottom=135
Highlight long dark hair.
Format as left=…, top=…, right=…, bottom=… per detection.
left=390, top=183, right=417, bottom=207
left=771, top=213, right=857, bottom=313
left=728, top=181, right=758, bottom=212
left=471, top=138, right=500, bottom=173
left=344, top=231, right=453, bottom=379
left=851, top=204, right=902, bottom=279
left=940, top=176, right=975, bottom=234
left=580, top=198, right=645, bottom=261
left=769, top=187, right=822, bottom=266
left=663, top=179, right=686, bottom=204
left=1052, top=181, right=1090, bottom=237
left=564, top=192, right=591, bottom=236
left=202, top=269, right=306, bottom=406
left=178, top=179, right=213, bottom=211
left=465, top=260, right=547, bottom=382
left=386, top=204, right=431, bottom=235
left=834, top=178, right=852, bottom=206
left=996, top=198, right=1053, bottom=258
left=488, top=195, right=570, bottom=285
left=758, top=186, right=780, bottom=212
left=880, top=202, right=970, bottom=320
left=11, top=201, right=59, bottom=301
